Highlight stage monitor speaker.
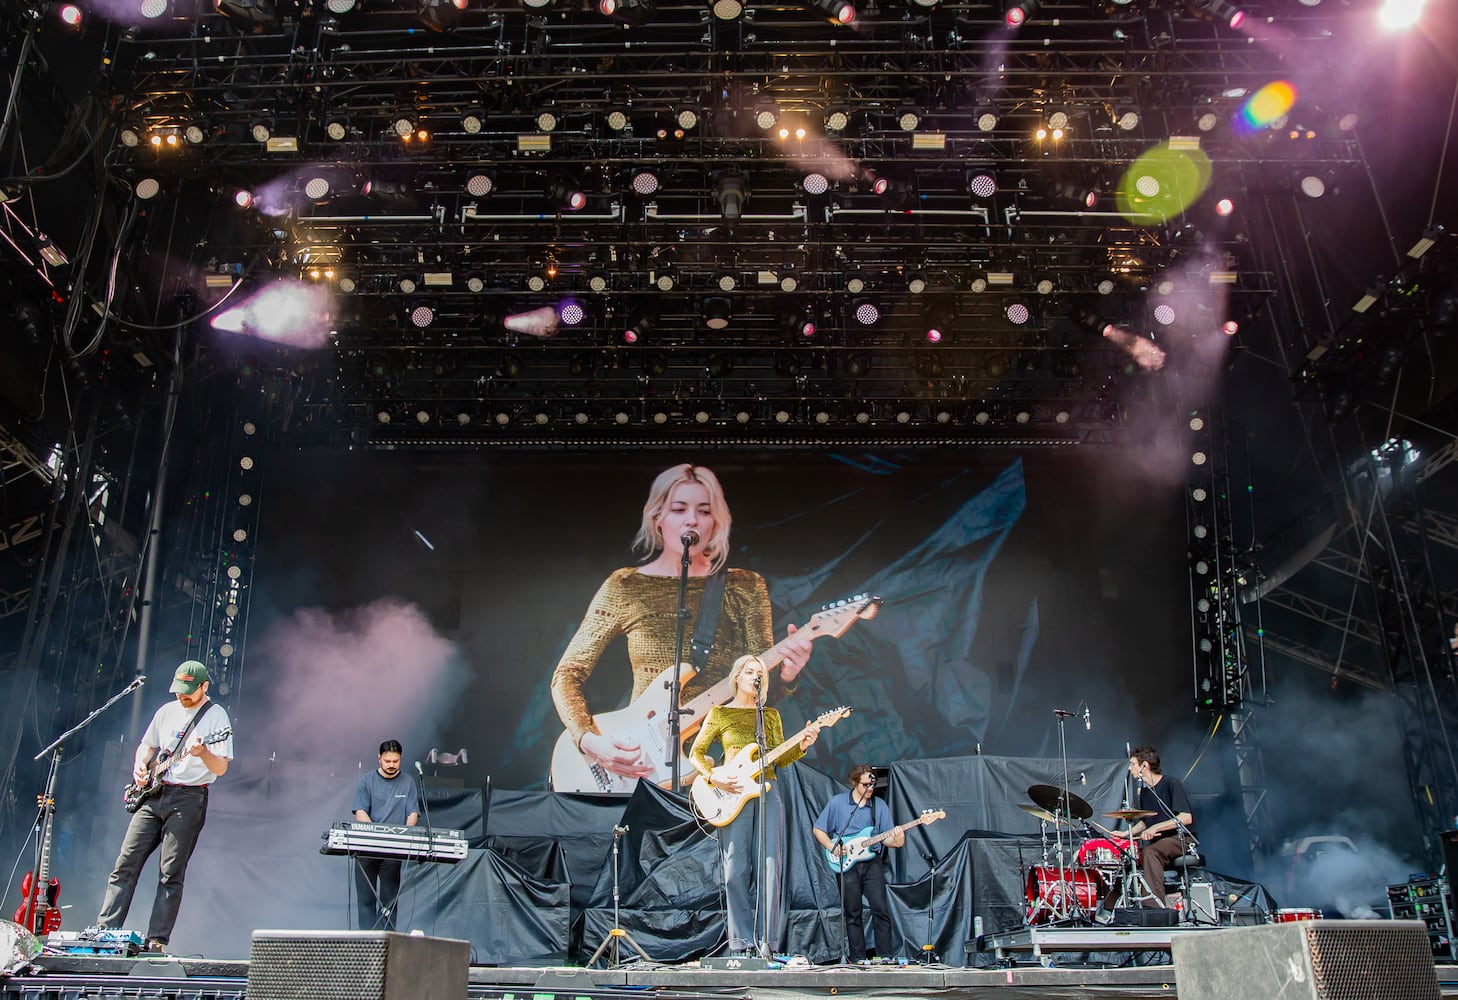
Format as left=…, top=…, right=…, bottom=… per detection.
left=247, top=930, right=469, bottom=1000
left=1171, top=918, right=1439, bottom=1000
left=1186, top=881, right=1216, bottom=925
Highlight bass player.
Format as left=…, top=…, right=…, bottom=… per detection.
left=813, top=763, right=904, bottom=962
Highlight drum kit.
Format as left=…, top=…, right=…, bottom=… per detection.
left=1020, top=784, right=1160, bottom=925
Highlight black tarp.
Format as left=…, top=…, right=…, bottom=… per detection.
left=185, top=752, right=1273, bottom=962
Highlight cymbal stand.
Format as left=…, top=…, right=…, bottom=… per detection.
left=1045, top=709, right=1086, bottom=924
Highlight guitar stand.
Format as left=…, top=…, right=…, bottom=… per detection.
left=586, top=827, right=653, bottom=968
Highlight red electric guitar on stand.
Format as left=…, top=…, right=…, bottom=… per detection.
left=13, top=794, right=63, bottom=936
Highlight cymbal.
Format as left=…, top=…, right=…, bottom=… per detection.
left=1027, top=783, right=1093, bottom=820
left=1104, top=809, right=1156, bottom=820
left=1016, top=802, right=1069, bottom=824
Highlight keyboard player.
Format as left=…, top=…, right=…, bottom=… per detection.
left=351, top=740, right=420, bottom=931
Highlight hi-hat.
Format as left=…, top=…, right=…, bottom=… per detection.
left=1027, top=783, right=1092, bottom=820
left=1104, top=809, right=1156, bottom=821
left=1016, top=802, right=1069, bottom=824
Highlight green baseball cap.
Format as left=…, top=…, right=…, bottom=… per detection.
left=169, top=660, right=210, bottom=694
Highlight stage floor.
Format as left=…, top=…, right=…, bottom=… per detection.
left=8, top=946, right=1458, bottom=1000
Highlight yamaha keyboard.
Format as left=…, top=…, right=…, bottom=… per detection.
left=321, top=821, right=468, bottom=863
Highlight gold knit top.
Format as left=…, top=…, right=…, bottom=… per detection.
left=551, top=567, right=775, bottom=745
left=689, top=705, right=806, bottom=782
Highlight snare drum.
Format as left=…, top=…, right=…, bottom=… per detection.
left=1076, top=837, right=1128, bottom=870
left=1273, top=908, right=1320, bottom=923
left=1025, top=865, right=1103, bottom=924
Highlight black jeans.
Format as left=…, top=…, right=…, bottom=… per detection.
left=355, top=857, right=403, bottom=931
left=842, top=854, right=892, bottom=960
left=97, top=783, right=209, bottom=945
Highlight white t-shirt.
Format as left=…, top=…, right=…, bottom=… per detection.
left=143, top=699, right=234, bottom=786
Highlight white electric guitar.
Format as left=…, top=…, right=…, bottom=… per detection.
left=549, top=595, right=880, bottom=794
left=691, top=706, right=852, bottom=826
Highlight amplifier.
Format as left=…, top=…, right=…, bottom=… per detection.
left=247, top=930, right=468, bottom=1000
left=1172, top=918, right=1439, bottom=1000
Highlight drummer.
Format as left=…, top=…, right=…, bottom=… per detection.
left=1103, top=745, right=1197, bottom=910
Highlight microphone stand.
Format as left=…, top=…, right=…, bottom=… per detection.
left=919, top=849, right=940, bottom=965
left=833, top=805, right=860, bottom=965
left=752, top=674, right=771, bottom=960
left=586, top=825, right=653, bottom=967
left=26, top=675, right=145, bottom=933
left=667, top=534, right=694, bottom=790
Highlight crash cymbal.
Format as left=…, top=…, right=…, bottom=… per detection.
left=1104, top=809, right=1156, bottom=821
left=1027, top=783, right=1093, bottom=820
left=1016, top=802, right=1068, bottom=824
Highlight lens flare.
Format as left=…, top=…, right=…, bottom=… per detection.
left=1235, top=80, right=1297, bottom=134
left=1116, top=143, right=1213, bottom=224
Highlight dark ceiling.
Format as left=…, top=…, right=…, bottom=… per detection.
left=0, top=0, right=1455, bottom=448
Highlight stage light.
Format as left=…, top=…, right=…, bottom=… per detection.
left=779, top=300, right=816, bottom=338
left=624, top=306, right=656, bottom=343
left=547, top=174, right=586, bottom=211
left=1298, top=173, right=1326, bottom=198
left=906, top=271, right=929, bottom=295
left=825, top=108, right=850, bottom=132
left=1153, top=303, right=1176, bottom=325
left=966, top=168, right=997, bottom=199
left=897, top=109, right=921, bottom=132
left=711, top=0, right=742, bottom=18
left=807, top=0, right=854, bottom=22
left=1215, top=197, right=1234, bottom=216
left=704, top=298, right=732, bottom=330
left=630, top=167, right=661, bottom=196
left=1379, top=0, right=1424, bottom=29
left=135, top=177, right=162, bottom=200
left=1112, top=105, right=1140, bottom=131
left=56, top=0, right=85, bottom=23
left=407, top=302, right=435, bottom=328
left=845, top=354, right=872, bottom=377
left=754, top=105, right=779, bottom=130
left=302, top=174, right=332, bottom=202
left=1004, top=0, right=1038, bottom=25
left=851, top=298, right=881, bottom=325
left=465, top=171, right=495, bottom=197
left=800, top=171, right=830, bottom=196
left=1052, top=179, right=1097, bottom=209
left=217, top=0, right=280, bottom=28
left=714, top=173, right=749, bottom=220
left=1200, top=0, right=1244, bottom=28
left=417, top=0, right=466, bottom=30
left=325, top=0, right=357, bottom=11
left=558, top=299, right=586, bottom=326
left=873, top=175, right=913, bottom=211
left=249, top=119, right=272, bottom=143
left=599, top=0, right=654, bottom=25
left=1004, top=298, right=1031, bottom=325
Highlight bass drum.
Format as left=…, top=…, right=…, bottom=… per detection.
left=1025, top=866, right=1103, bottom=925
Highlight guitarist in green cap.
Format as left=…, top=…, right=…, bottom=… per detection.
left=97, top=660, right=234, bottom=954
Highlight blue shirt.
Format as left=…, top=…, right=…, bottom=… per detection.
left=814, top=791, right=893, bottom=853
left=352, top=769, right=420, bottom=826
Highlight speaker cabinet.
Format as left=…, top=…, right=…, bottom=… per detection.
left=247, top=930, right=469, bottom=1000
left=1172, top=919, right=1439, bottom=1000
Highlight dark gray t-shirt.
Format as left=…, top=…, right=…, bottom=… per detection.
left=351, top=769, right=420, bottom=826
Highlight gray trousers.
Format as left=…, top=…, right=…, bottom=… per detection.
left=97, top=783, right=209, bottom=944
left=719, top=785, right=786, bottom=954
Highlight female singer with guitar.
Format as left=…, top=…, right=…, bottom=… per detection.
left=689, top=655, right=821, bottom=958
left=549, top=463, right=815, bottom=791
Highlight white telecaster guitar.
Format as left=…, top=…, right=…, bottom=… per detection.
left=690, top=706, right=852, bottom=826
left=549, top=594, right=880, bottom=794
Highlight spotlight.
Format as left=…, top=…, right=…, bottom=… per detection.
left=778, top=300, right=816, bottom=338
left=1003, top=297, right=1031, bottom=325
left=465, top=171, right=495, bottom=197
left=754, top=105, right=779, bottom=130
left=676, top=108, right=699, bottom=131
left=851, top=298, right=881, bottom=325
left=714, top=173, right=749, bottom=220
left=966, top=168, right=997, bottom=199
left=1200, top=0, right=1244, bottom=28
left=630, top=167, right=661, bottom=196
left=417, top=0, right=467, bottom=31
left=302, top=173, right=333, bottom=202
left=1111, top=105, right=1141, bottom=131
left=825, top=108, right=851, bottom=132
left=1003, top=0, right=1038, bottom=25
left=407, top=302, right=435, bottom=328
left=704, top=298, right=732, bottom=330
left=536, top=110, right=559, bottom=133
left=324, top=0, right=357, bottom=10
left=249, top=119, right=272, bottom=143
left=711, top=0, right=742, bottom=18
left=897, top=109, right=921, bottom=132
left=624, top=306, right=656, bottom=343
left=872, top=174, right=913, bottom=211
left=1153, top=303, right=1176, bottom=325
left=905, top=271, right=929, bottom=295
left=802, top=171, right=830, bottom=196
left=807, top=0, right=854, bottom=22
left=558, top=299, right=586, bottom=326
left=599, top=0, right=654, bottom=25
left=57, top=1, right=84, bottom=23
left=547, top=174, right=586, bottom=211
left=974, top=107, right=999, bottom=132
left=1051, top=179, right=1098, bottom=209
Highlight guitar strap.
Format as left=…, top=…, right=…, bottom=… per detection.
left=687, top=570, right=728, bottom=671
left=162, top=701, right=219, bottom=772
